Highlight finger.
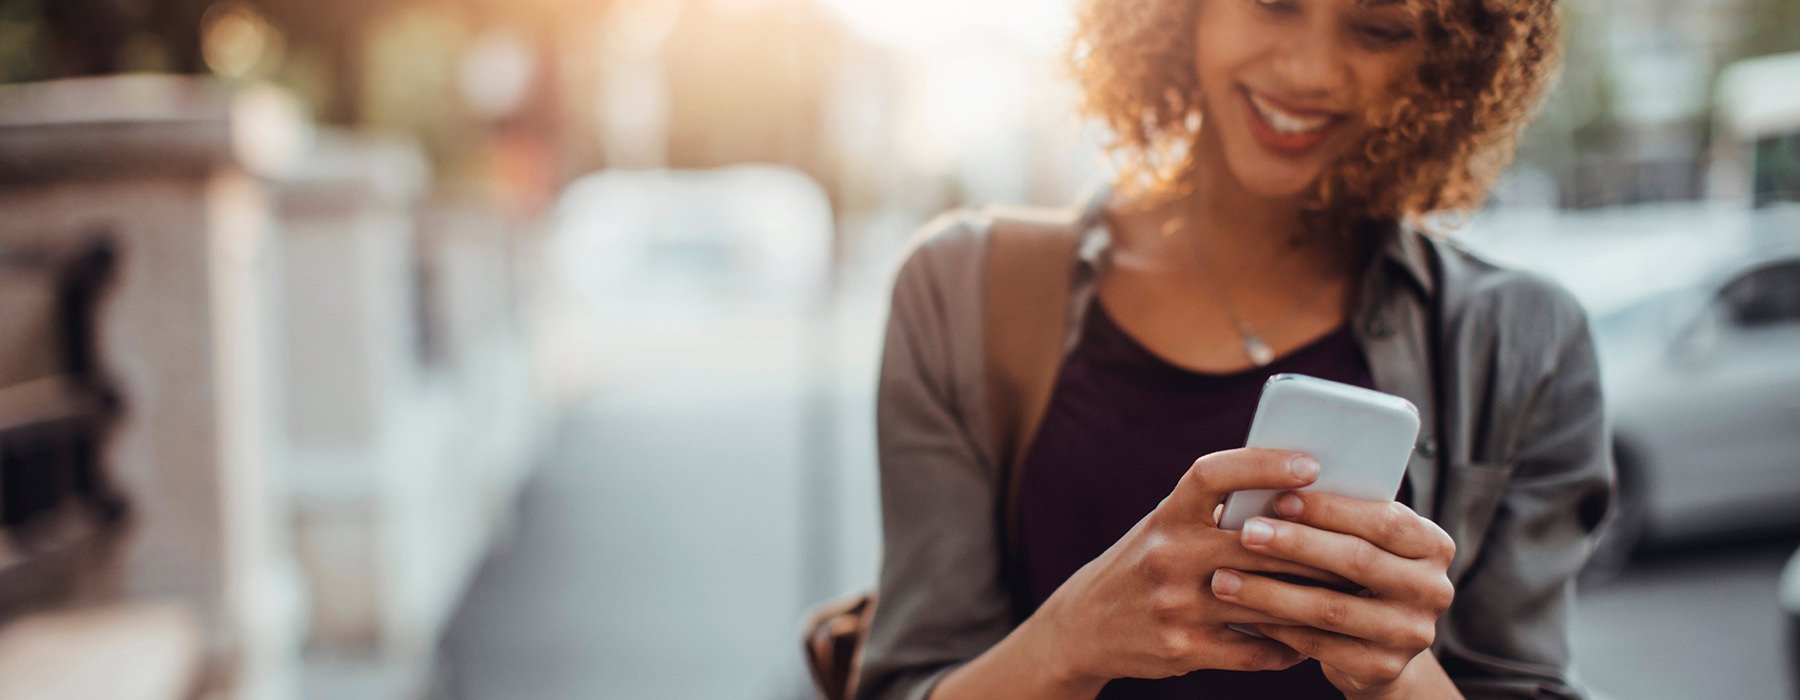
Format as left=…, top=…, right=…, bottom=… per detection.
left=1252, top=623, right=1361, bottom=664
left=1206, top=599, right=1306, bottom=627
left=1219, top=548, right=1358, bottom=591
left=1196, top=631, right=1310, bottom=673
left=1161, top=449, right=1321, bottom=525
left=1239, top=517, right=1449, bottom=601
left=1254, top=625, right=1417, bottom=690
left=1165, top=527, right=1353, bottom=588
left=1210, top=568, right=1430, bottom=648
left=1270, top=492, right=1455, bottom=564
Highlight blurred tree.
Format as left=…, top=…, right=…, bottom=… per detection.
left=1512, top=3, right=1619, bottom=207
left=39, top=0, right=135, bottom=75
left=0, top=0, right=49, bottom=82
left=254, top=0, right=383, bottom=123
left=0, top=0, right=213, bottom=81
left=1729, top=0, right=1800, bottom=62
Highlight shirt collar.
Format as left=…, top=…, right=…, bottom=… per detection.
left=1369, top=217, right=1436, bottom=300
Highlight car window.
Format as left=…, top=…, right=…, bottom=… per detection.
left=1721, top=260, right=1800, bottom=327
left=1753, top=132, right=1800, bottom=208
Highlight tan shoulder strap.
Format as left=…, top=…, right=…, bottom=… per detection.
left=797, top=196, right=1099, bottom=700
left=982, top=208, right=1082, bottom=483
left=980, top=202, right=1092, bottom=619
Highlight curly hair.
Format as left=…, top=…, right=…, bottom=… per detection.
left=1068, top=0, right=1562, bottom=233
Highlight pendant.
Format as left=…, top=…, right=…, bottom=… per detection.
left=1243, top=334, right=1274, bottom=367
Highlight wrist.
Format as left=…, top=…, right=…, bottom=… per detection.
left=1341, top=651, right=1456, bottom=700
left=1014, top=609, right=1108, bottom=697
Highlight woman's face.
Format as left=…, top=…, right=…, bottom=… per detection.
left=1193, top=0, right=1427, bottom=198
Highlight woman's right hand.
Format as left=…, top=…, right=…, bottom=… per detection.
left=1023, top=448, right=1341, bottom=686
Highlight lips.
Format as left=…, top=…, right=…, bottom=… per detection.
left=1239, top=87, right=1344, bottom=155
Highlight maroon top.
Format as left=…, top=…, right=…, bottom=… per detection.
left=1016, top=298, right=1407, bottom=699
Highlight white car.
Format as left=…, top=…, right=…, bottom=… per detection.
left=1585, top=249, right=1800, bottom=572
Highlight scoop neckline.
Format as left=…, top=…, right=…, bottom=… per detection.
left=1087, top=295, right=1355, bottom=383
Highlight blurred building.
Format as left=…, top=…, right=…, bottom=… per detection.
left=1525, top=0, right=1800, bottom=208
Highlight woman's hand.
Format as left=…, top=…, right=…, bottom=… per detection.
left=1025, top=448, right=1356, bottom=689
left=1210, top=491, right=1458, bottom=699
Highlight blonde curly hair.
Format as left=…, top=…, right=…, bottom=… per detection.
left=1068, top=0, right=1562, bottom=232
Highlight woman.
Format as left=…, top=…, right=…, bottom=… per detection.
left=858, top=0, right=1611, bottom=699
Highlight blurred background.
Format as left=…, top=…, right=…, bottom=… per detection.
left=0, top=0, right=1795, bottom=698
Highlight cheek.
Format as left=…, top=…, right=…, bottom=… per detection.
left=1191, top=4, right=1262, bottom=110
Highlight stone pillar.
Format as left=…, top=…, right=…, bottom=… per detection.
left=416, top=201, right=546, bottom=507
left=0, top=75, right=310, bottom=700
left=277, top=133, right=549, bottom=700
left=275, top=132, right=439, bottom=669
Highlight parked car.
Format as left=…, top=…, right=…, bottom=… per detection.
left=1584, top=248, right=1800, bottom=574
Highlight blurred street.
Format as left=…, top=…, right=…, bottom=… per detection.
left=438, top=285, right=1799, bottom=700
left=1577, top=537, right=1798, bottom=700
left=435, top=286, right=890, bottom=700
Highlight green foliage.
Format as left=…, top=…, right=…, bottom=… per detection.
left=0, top=0, right=46, bottom=83
left=1731, top=0, right=1800, bottom=62
left=1514, top=4, right=1618, bottom=180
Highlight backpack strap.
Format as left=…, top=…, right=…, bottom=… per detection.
left=801, top=195, right=1104, bottom=700
left=980, top=195, right=1103, bottom=621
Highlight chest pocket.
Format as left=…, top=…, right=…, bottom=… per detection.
left=1438, top=461, right=1516, bottom=583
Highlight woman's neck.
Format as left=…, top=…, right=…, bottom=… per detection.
left=1097, top=136, right=1367, bottom=373
left=1146, top=136, right=1357, bottom=289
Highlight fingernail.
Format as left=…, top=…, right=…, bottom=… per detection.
left=1274, top=493, right=1303, bottom=518
left=1242, top=518, right=1275, bottom=546
left=1289, top=456, right=1320, bottom=480
left=1212, top=569, right=1241, bottom=596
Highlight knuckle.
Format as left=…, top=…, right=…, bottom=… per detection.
left=1149, top=585, right=1193, bottom=618
left=1292, top=631, right=1328, bottom=658
left=1399, top=620, right=1437, bottom=652
left=1182, top=459, right=1215, bottom=494
left=1317, top=598, right=1350, bottom=628
left=1371, top=656, right=1408, bottom=684
left=1159, top=627, right=1199, bottom=663
left=1381, top=502, right=1413, bottom=540
left=1236, top=646, right=1274, bottom=671
left=1425, top=575, right=1456, bottom=612
left=1136, top=535, right=1177, bottom=581
left=1435, top=529, right=1458, bottom=563
left=1350, top=539, right=1383, bottom=577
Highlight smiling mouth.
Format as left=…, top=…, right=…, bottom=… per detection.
left=1240, top=87, right=1344, bottom=154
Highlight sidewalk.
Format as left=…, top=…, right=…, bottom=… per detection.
left=434, top=299, right=887, bottom=700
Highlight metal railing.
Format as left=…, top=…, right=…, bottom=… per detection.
left=0, top=237, right=127, bottom=618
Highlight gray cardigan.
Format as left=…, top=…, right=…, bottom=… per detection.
left=858, top=196, right=1614, bottom=700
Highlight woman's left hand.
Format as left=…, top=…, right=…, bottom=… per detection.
left=1208, top=491, right=1458, bottom=699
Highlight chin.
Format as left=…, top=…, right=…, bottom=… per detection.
left=1228, top=158, right=1326, bottom=200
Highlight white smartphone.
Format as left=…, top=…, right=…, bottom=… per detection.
left=1218, top=373, right=1420, bottom=531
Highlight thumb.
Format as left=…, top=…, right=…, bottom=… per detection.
left=1160, top=448, right=1320, bottom=525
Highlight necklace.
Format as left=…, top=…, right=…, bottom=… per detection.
left=1168, top=217, right=1338, bottom=368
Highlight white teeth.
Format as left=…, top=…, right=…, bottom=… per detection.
left=1248, top=92, right=1332, bottom=135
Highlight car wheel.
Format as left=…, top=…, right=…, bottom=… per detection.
left=1581, top=443, right=1647, bottom=585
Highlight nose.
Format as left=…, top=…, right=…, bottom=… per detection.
left=1267, top=22, right=1350, bottom=102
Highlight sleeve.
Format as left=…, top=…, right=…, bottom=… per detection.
left=1437, top=292, right=1615, bottom=699
left=855, top=219, right=1017, bottom=700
